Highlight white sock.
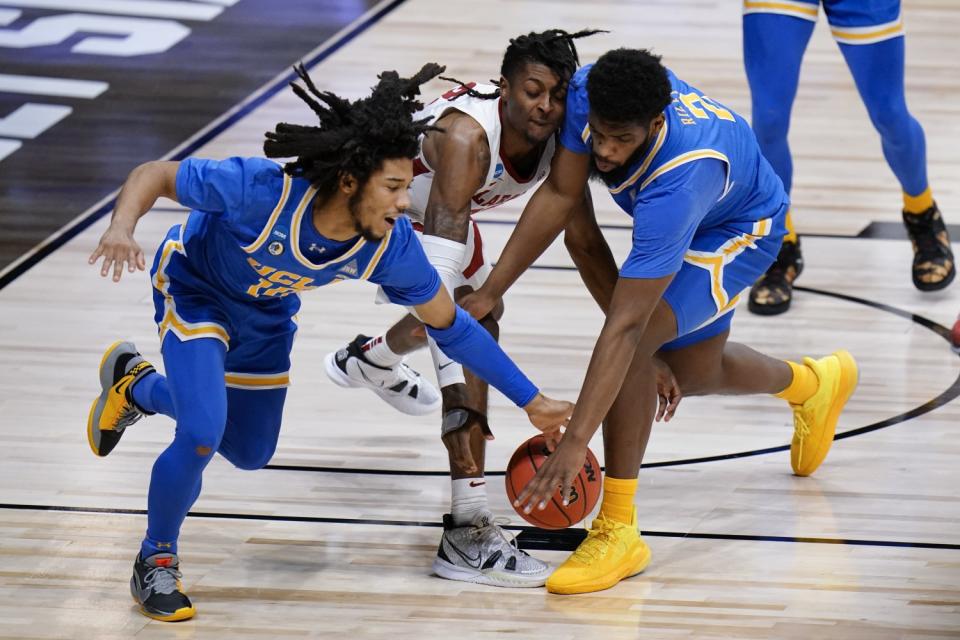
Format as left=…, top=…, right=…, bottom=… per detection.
left=451, top=477, right=489, bottom=526
left=362, top=334, right=403, bottom=367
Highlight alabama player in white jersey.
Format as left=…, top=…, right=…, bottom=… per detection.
left=324, top=29, right=604, bottom=588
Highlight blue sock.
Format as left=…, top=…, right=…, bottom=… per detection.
left=839, top=37, right=929, bottom=196
left=141, top=335, right=227, bottom=559
left=131, top=371, right=176, bottom=418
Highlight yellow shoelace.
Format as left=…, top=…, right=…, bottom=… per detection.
left=572, top=515, right=623, bottom=563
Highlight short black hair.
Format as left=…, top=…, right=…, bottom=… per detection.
left=263, top=62, right=444, bottom=199
left=441, top=28, right=605, bottom=101
left=587, top=48, right=671, bottom=125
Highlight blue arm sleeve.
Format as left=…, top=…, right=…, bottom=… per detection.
left=620, top=158, right=726, bottom=279
left=373, top=217, right=442, bottom=306
left=427, top=306, right=539, bottom=407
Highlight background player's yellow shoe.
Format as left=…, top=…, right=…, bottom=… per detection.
left=545, top=508, right=651, bottom=595
left=790, top=350, right=858, bottom=476
left=87, top=340, right=155, bottom=457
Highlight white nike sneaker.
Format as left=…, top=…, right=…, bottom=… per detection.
left=432, top=511, right=551, bottom=588
left=324, top=334, right=441, bottom=416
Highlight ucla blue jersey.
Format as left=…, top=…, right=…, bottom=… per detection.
left=150, top=157, right=440, bottom=366
left=560, top=65, right=789, bottom=344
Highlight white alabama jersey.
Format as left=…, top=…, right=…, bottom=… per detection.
left=405, top=82, right=555, bottom=224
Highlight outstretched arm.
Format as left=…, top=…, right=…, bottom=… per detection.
left=413, top=285, right=574, bottom=441
left=462, top=146, right=591, bottom=319
left=89, top=160, right=179, bottom=281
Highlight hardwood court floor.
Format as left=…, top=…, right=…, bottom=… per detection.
left=1, top=1, right=959, bottom=638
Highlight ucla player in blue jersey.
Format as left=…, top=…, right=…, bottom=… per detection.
left=463, top=49, right=859, bottom=594
left=85, top=64, right=573, bottom=621
left=744, top=0, right=954, bottom=315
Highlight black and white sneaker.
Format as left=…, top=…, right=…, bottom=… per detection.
left=903, top=203, right=955, bottom=291
left=433, top=511, right=551, bottom=588
left=323, top=334, right=441, bottom=416
left=130, top=552, right=195, bottom=622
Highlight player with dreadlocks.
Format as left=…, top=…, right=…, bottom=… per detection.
left=321, top=29, right=625, bottom=589
left=85, top=63, right=573, bottom=621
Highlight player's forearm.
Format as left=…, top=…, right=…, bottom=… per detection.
left=483, top=182, right=577, bottom=299
left=426, top=306, right=538, bottom=408
left=111, top=161, right=179, bottom=232
left=564, top=197, right=618, bottom=314
left=562, top=317, right=649, bottom=447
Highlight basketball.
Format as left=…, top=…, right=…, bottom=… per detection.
left=504, top=434, right=602, bottom=529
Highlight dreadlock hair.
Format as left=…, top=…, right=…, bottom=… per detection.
left=440, top=28, right=606, bottom=101
left=587, top=48, right=671, bottom=126
left=263, top=62, right=444, bottom=200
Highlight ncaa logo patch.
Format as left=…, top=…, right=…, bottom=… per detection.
left=493, top=163, right=504, bottom=179
left=268, top=241, right=284, bottom=256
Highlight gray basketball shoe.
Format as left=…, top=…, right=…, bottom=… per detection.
left=433, top=511, right=551, bottom=587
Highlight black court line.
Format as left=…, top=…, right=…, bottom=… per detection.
left=2, top=503, right=957, bottom=552
left=0, top=0, right=409, bottom=292
left=264, top=284, right=960, bottom=477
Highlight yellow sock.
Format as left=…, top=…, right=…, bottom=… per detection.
left=783, top=209, right=798, bottom=244
left=775, top=360, right=818, bottom=405
left=903, top=187, right=934, bottom=214
left=599, top=476, right=637, bottom=525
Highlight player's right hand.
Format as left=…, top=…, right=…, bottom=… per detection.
left=522, top=393, right=574, bottom=452
left=460, top=289, right=499, bottom=320
left=89, top=223, right=145, bottom=282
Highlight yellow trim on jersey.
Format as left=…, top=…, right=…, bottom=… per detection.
left=742, top=0, right=818, bottom=21
left=637, top=149, right=731, bottom=195
left=608, top=119, right=669, bottom=195
left=243, top=172, right=292, bottom=254
left=289, top=186, right=370, bottom=270
left=224, top=371, right=290, bottom=390
left=152, top=228, right=231, bottom=347
left=682, top=220, right=773, bottom=312
left=831, top=15, right=904, bottom=45
left=359, top=227, right=393, bottom=280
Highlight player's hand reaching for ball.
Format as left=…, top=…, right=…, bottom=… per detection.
left=522, top=393, right=573, bottom=451
left=89, top=222, right=145, bottom=282
left=515, top=436, right=586, bottom=514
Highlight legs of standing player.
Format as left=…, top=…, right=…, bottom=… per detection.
left=743, top=12, right=816, bottom=315
left=837, top=36, right=955, bottom=290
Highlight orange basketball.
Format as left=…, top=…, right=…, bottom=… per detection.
left=504, top=434, right=602, bottom=529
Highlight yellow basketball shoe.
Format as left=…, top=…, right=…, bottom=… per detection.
left=789, top=350, right=858, bottom=476
left=545, top=508, right=651, bottom=595
left=87, top=340, right=155, bottom=457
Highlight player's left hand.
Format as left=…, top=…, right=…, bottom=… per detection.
left=652, top=356, right=682, bottom=422
left=522, top=393, right=573, bottom=451
left=515, top=437, right=586, bottom=513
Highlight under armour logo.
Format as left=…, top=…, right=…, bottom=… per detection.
left=308, top=243, right=326, bottom=254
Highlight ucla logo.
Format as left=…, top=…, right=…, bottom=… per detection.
left=493, top=163, right=504, bottom=179
left=268, top=241, right=284, bottom=256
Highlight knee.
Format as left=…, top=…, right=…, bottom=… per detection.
left=219, top=430, right=279, bottom=471
left=173, top=425, right=222, bottom=461
left=865, top=98, right=910, bottom=140
left=480, top=312, right=500, bottom=341
left=751, top=105, right=791, bottom=146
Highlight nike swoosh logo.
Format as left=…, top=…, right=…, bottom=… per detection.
left=469, top=481, right=485, bottom=488
left=446, top=539, right=481, bottom=568
left=438, top=361, right=455, bottom=370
